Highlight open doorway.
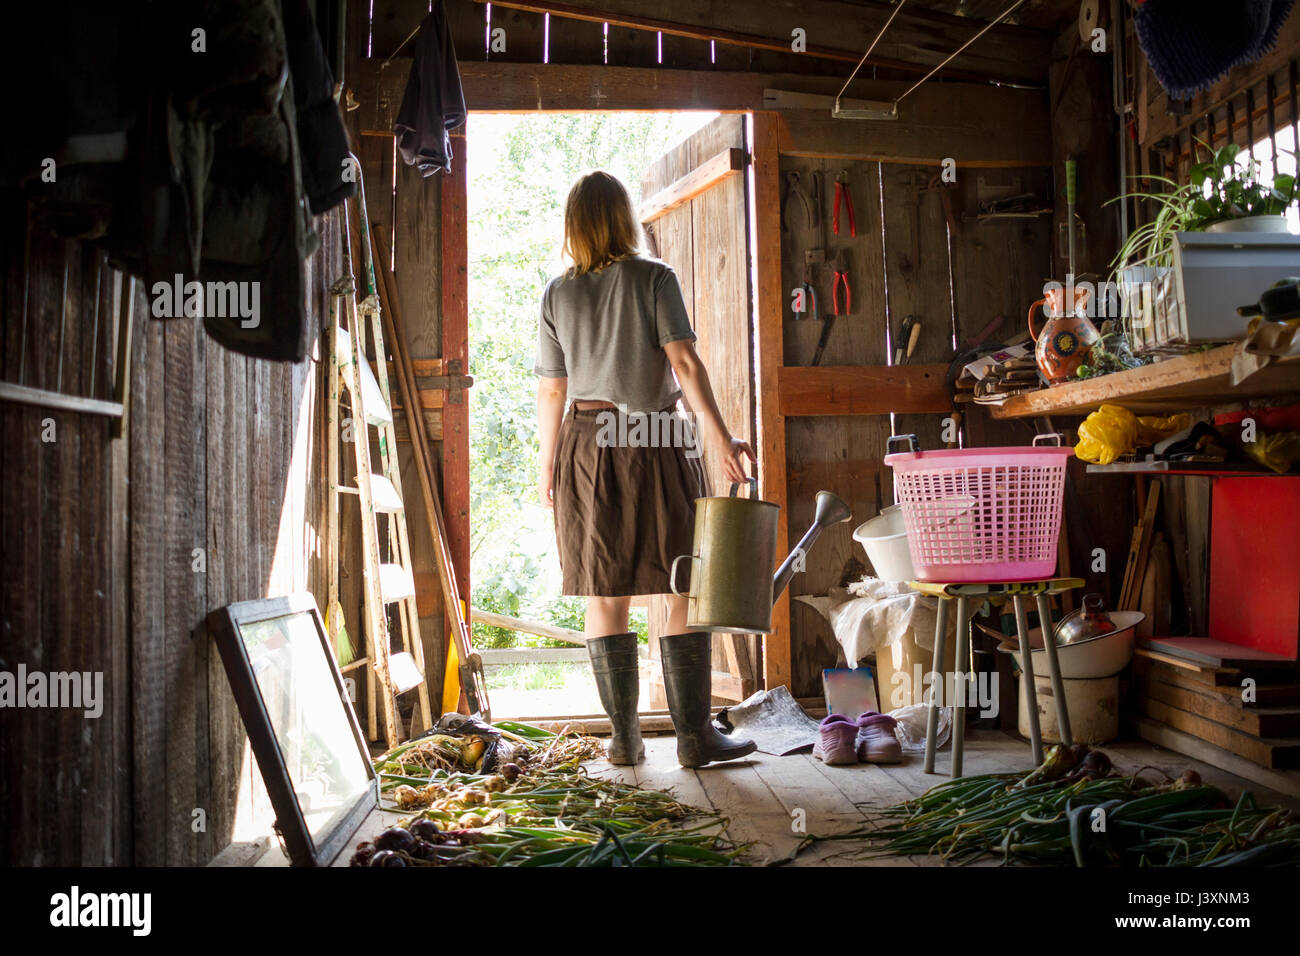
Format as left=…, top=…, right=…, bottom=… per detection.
left=465, top=110, right=725, bottom=719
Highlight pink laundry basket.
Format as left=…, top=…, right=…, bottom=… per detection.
left=884, top=434, right=1074, bottom=583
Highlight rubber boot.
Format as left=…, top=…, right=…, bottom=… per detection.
left=660, top=632, right=757, bottom=768
left=586, top=632, right=645, bottom=765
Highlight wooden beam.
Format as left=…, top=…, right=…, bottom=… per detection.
left=777, top=82, right=1051, bottom=166
left=441, top=141, right=472, bottom=712
left=0, top=382, right=123, bottom=418
left=356, top=59, right=766, bottom=125
left=470, top=607, right=587, bottom=646
left=752, top=112, right=791, bottom=693
left=762, top=88, right=897, bottom=117
left=357, top=63, right=1049, bottom=168
left=778, top=364, right=952, bottom=416
left=473, top=0, right=1051, bottom=84
left=639, top=148, right=745, bottom=224
left=110, top=273, right=134, bottom=438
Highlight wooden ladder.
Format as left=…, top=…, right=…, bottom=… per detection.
left=326, top=196, right=433, bottom=749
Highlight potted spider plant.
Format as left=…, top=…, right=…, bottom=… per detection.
left=1107, top=143, right=1298, bottom=354
left=1111, top=143, right=1297, bottom=269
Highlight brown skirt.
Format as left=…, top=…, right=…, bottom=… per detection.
left=553, top=405, right=707, bottom=596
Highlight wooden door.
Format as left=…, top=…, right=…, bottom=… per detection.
left=640, top=114, right=759, bottom=705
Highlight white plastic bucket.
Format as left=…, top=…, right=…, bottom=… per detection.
left=1018, top=673, right=1120, bottom=744
left=853, top=505, right=915, bottom=581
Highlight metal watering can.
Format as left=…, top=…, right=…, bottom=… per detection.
left=670, top=479, right=852, bottom=634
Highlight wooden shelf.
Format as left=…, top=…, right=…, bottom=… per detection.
left=1085, top=460, right=1294, bottom=477
left=991, top=345, right=1300, bottom=418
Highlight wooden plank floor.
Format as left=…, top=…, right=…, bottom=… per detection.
left=588, top=730, right=1300, bottom=867
left=219, top=728, right=1300, bottom=866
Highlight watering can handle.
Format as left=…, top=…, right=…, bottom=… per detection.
left=886, top=434, right=919, bottom=455
left=1027, top=297, right=1047, bottom=342
left=729, top=477, right=759, bottom=499
left=669, top=554, right=697, bottom=598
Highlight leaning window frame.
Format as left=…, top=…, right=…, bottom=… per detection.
left=205, top=593, right=378, bottom=867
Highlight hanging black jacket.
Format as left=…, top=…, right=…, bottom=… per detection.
left=394, top=2, right=467, bottom=177
left=11, top=0, right=354, bottom=362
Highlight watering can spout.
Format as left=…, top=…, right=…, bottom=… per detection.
left=772, top=491, right=852, bottom=600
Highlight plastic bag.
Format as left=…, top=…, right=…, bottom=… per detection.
left=888, top=703, right=951, bottom=753
left=1075, top=404, right=1191, bottom=464
left=1243, top=430, right=1300, bottom=474
left=1075, top=404, right=1138, bottom=464
left=414, top=713, right=518, bottom=773
left=1135, top=411, right=1192, bottom=447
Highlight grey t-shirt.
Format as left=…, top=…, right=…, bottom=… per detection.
left=533, top=256, right=696, bottom=413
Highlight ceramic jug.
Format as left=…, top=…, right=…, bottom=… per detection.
left=1028, top=283, right=1100, bottom=385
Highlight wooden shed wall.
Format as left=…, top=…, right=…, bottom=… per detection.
left=0, top=196, right=339, bottom=866
left=355, top=0, right=1067, bottom=698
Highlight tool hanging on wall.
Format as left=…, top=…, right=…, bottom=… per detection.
left=327, top=191, right=434, bottom=749
left=781, top=170, right=814, bottom=232
left=925, top=173, right=961, bottom=237
left=833, top=170, right=856, bottom=237
left=898, top=169, right=928, bottom=269
left=1057, top=156, right=1087, bottom=274
left=796, top=259, right=819, bottom=321
left=812, top=251, right=852, bottom=366
left=895, top=314, right=921, bottom=364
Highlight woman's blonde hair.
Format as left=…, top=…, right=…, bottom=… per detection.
left=562, top=171, right=643, bottom=276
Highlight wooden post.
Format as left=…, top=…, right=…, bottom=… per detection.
left=751, top=111, right=791, bottom=691
left=441, top=131, right=472, bottom=711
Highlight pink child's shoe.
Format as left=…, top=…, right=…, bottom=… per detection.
left=813, top=713, right=860, bottom=765
left=856, top=712, right=902, bottom=764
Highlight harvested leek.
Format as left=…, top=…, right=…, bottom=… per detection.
left=807, top=744, right=1300, bottom=867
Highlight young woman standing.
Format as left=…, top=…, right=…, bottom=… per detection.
left=535, top=170, right=757, bottom=768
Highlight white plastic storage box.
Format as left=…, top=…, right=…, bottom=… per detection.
left=1122, top=231, right=1300, bottom=355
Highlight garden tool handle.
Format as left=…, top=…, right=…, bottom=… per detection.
left=1028, top=297, right=1047, bottom=342
left=669, top=554, right=698, bottom=598
left=729, top=477, right=759, bottom=499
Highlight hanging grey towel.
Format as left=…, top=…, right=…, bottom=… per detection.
left=1135, top=0, right=1295, bottom=101
left=394, top=2, right=467, bottom=177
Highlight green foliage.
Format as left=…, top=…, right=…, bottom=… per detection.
left=1187, top=144, right=1298, bottom=221
left=468, top=112, right=713, bottom=648
left=1075, top=326, right=1144, bottom=380
left=1108, top=142, right=1298, bottom=273
left=488, top=662, right=575, bottom=692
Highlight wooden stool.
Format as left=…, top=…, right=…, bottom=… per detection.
left=910, top=577, right=1084, bottom=778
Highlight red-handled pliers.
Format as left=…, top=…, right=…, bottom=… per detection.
left=833, top=169, right=856, bottom=237
left=812, top=253, right=851, bottom=366
left=832, top=252, right=851, bottom=317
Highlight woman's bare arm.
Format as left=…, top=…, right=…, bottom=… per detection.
left=663, top=340, right=755, bottom=484
left=536, top=376, right=568, bottom=508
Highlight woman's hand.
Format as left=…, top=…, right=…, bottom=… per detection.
left=708, top=434, right=757, bottom=485
left=538, top=465, right=555, bottom=509
left=665, top=341, right=757, bottom=485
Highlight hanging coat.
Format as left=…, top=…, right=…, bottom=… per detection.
left=12, top=0, right=353, bottom=362
left=394, top=2, right=467, bottom=176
